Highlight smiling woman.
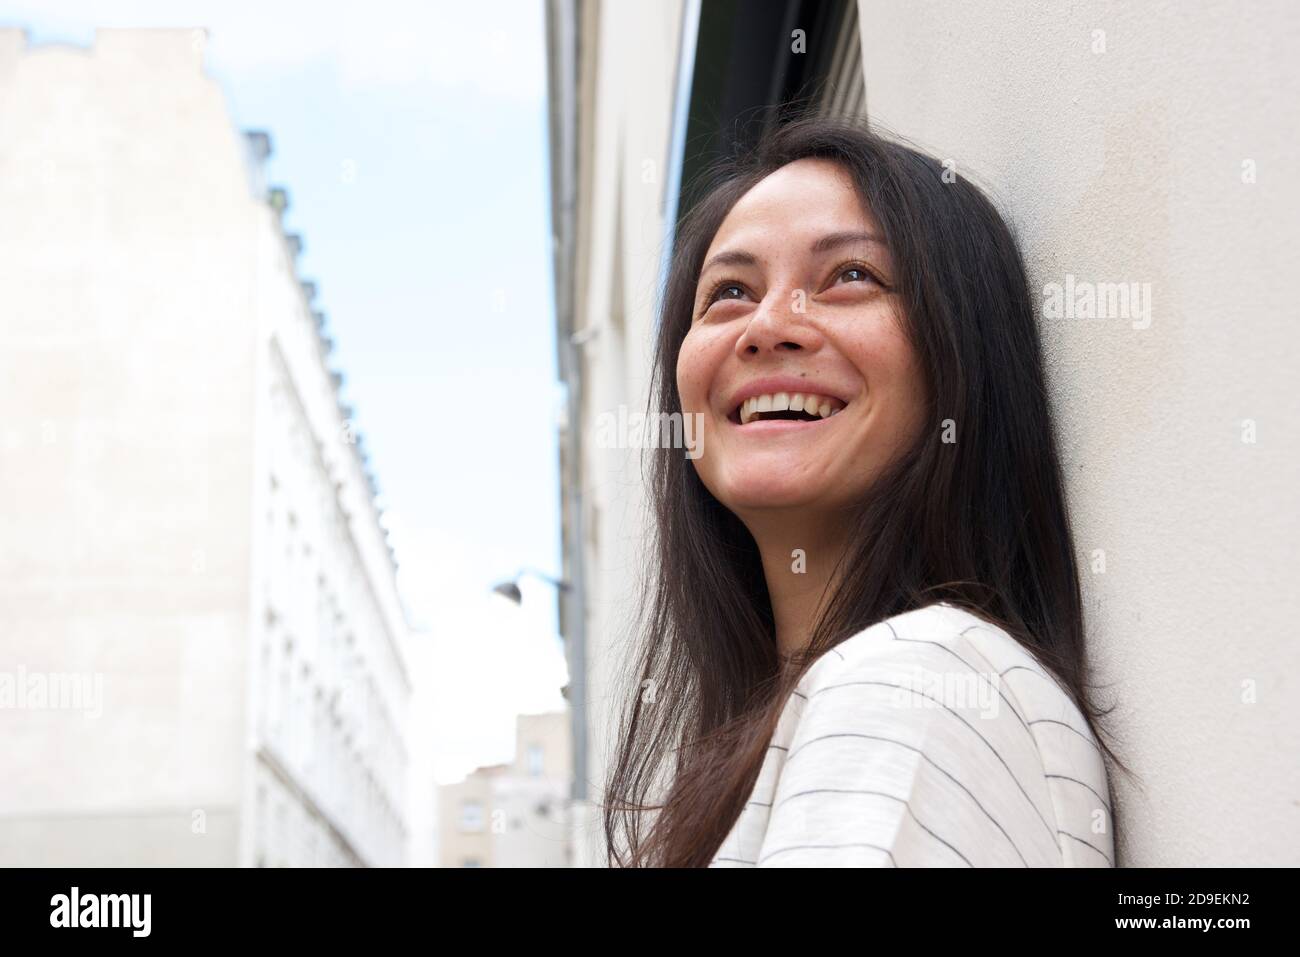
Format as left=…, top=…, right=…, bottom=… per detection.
left=601, top=111, right=1131, bottom=868
left=677, top=157, right=927, bottom=620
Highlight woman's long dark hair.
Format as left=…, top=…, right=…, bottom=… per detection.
left=602, top=110, right=1133, bottom=868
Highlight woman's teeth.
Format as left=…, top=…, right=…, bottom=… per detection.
left=738, top=392, right=845, bottom=425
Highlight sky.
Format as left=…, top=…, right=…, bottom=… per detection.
left=1, top=0, right=570, bottom=787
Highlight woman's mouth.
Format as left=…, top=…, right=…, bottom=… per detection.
left=729, top=392, right=847, bottom=426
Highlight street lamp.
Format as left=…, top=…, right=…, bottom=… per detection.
left=490, top=568, right=571, bottom=605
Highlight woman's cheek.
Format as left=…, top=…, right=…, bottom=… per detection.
left=865, top=338, right=926, bottom=449
left=676, top=331, right=716, bottom=413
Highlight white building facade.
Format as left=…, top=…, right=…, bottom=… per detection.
left=0, top=28, right=412, bottom=867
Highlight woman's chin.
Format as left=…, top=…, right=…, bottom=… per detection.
left=712, top=478, right=827, bottom=512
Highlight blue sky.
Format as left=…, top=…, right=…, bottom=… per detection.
left=3, top=0, right=569, bottom=783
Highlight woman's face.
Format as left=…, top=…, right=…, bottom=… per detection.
left=676, top=157, right=927, bottom=517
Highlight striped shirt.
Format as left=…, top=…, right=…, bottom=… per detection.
left=709, top=602, right=1114, bottom=867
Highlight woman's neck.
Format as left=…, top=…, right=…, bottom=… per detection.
left=742, top=510, right=851, bottom=660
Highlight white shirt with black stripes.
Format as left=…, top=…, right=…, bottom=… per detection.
left=708, top=601, right=1115, bottom=867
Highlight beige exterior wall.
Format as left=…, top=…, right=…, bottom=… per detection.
left=493, top=710, right=572, bottom=867
left=438, top=769, right=501, bottom=868
left=438, top=711, right=571, bottom=867
left=855, top=0, right=1300, bottom=866
left=0, top=28, right=411, bottom=867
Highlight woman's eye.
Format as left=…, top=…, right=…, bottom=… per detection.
left=706, top=282, right=747, bottom=306
left=700, top=265, right=879, bottom=316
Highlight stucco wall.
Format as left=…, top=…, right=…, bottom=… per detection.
left=857, top=0, right=1300, bottom=865
left=0, top=28, right=257, bottom=864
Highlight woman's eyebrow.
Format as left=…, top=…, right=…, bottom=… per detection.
left=811, top=229, right=884, bottom=255
left=699, top=230, right=885, bottom=277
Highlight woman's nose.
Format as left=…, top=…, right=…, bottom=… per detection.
left=734, top=288, right=822, bottom=356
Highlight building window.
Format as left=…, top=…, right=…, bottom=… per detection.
left=460, top=800, right=484, bottom=832
left=526, top=744, right=543, bottom=777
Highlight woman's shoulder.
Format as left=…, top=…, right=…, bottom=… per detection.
left=801, top=601, right=1047, bottom=687
left=795, top=601, right=1106, bottom=768
left=796, top=602, right=1093, bottom=745
left=769, top=601, right=1114, bottom=867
